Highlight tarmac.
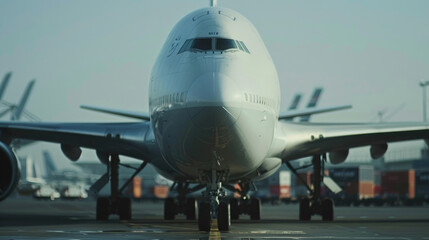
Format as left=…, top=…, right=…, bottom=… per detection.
left=1, top=197, right=429, bottom=240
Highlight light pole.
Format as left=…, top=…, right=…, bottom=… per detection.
left=419, top=80, right=429, bottom=122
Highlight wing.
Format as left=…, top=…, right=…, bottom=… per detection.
left=81, top=105, right=150, bottom=121
left=278, top=105, right=352, bottom=120
left=0, top=121, right=158, bottom=161
left=270, top=121, right=429, bottom=161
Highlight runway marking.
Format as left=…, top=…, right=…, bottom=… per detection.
left=209, top=219, right=221, bottom=240
left=243, top=237, right=411, bottom=239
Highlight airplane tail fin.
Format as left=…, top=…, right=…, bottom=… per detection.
left=300, top=88, right=323, bottom=122
left=43, top=151, right=57, bottom=176
left=0, top=72, right=12, bottom=100
left=12, top=80, right=35, bottom=121
left=288, top=94, right=302, bottom=111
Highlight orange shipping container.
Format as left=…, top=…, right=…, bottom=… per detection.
left=359, top=181, right=374, bottom=198
left=153, top=186, right=169, bottom=199
left=279, top=186, right=291, bottom=198
left=133, top=177, right=142, bottom=199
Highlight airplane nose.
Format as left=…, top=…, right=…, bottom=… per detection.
left=186, top=72, right=243, bottom=130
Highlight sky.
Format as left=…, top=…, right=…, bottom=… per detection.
left=0, top=0, right=429, bottom=170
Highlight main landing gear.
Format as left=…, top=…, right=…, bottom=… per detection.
left=92, top=154, right=148, bottom=221
left=226, top=182, right=261, bottom=221
left=163, top=182, right=202, bottom=221
left=285, top=154, right=334, bottom=221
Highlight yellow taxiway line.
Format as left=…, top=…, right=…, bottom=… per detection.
left=209, top=219, right=221, bottom=240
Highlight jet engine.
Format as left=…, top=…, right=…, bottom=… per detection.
left=370, top=143, right=388, bottom=160
left=61, top=144, right=82, bottom=161
left=0, top=142, right=20, bottom=201
left=328, top=149, right=349, bottom=164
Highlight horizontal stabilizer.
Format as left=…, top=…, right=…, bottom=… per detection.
left=81, top=105, right=150, bottom=121
left=279, top=105, right=352, bottom=120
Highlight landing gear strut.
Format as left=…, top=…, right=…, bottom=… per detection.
left=286, top=154, right=334, bottom=221
left=95, top=154, right=147, bottom=221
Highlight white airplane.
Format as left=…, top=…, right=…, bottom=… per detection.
left=0, top=1, right=428, bottom=231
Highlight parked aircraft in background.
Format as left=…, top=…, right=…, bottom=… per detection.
left=16, top=155, right=45, bottom=196
left=1, top=2, right=429, bottom=232
left=0, top=72, right=39, bottom=122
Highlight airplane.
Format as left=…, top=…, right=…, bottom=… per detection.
left=1, top=1, right=429, bottom=232
left=0, top=72, right=39, bottom=122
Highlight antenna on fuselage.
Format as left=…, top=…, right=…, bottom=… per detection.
left=210, top=0, right=218, bottom=7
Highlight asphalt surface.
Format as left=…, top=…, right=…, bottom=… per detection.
left=1, top=197, right=429, bottom=239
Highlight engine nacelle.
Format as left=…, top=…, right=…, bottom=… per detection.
left=96, top=150, right=110, bottom=165
left=0, top=142, right=20, bottom=201
left=329, top=149, right=349, bottom=164
left=61, top=144, right=82, bottom=161
left=370, top=143, right=388, bottom=160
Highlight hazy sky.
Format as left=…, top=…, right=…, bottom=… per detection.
left=1, top=0, right=428, bottom=170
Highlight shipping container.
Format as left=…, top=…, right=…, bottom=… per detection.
left=415, top=170, right=429, bottom=198
left=381, top=170, right=415, bottom=199
left=153, top=185, right=169, bottom=199
left=269, top=170, right=291, bottom=199
left=328, top=166, right=375, bottom=199
left=133, top=177, right=142, bottom=199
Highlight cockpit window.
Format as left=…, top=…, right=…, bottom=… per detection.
left=238, top=41, right=250, bottom=53
left=191, top=38, right=212, bottom=51
left=215, top=38, right=237, bottom=51
left=178, top=37, right=250, bottom=54
left=236, top=40, right=244, bottom=51
left=178, top=39, right=192, bottom=54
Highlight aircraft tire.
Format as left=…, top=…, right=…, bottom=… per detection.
left=230, top=198, right=239, bottom=220
left=299, top=198, right=311, bottom=221
left=186, top=198, right=197, bottom=220
left=119, top=197, right=132, bottom=220
left=164, top=197, right=176, bottom=220
left=250, top=198, right=261, bottom=220
left=322, top=198, right=334, bottom=221
left=198, top=202, right=211, bottom=232
left=96, top=197, right=110, bottom=220
left=217, top=202, right=231, bottom=231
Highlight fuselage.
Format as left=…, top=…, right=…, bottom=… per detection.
left=149, top=6, right=281, bottom=182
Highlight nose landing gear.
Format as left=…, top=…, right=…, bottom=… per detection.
left=198, top=169, right=231, bottom=231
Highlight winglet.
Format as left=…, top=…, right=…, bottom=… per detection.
left=81, top=105, right=150, bottom=121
